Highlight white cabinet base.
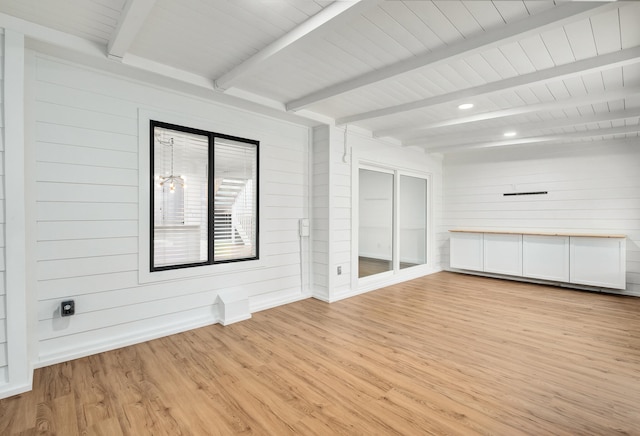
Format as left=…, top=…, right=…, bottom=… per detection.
left=449, top=230, right=626, bottom=291
left=523, top=235, right=570, bottom=282
left=484, top=233, right=522, bottom=276
left=450, top=232, right=483, bottom=271
left=570, top=237, right=626, bottom=289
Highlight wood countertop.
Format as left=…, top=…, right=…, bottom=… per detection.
left=449, top=229, right=626, bottom=238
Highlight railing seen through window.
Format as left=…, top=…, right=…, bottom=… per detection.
left=151, top=121, right=259, bottom=271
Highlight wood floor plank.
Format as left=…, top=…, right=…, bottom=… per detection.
left=2, top=272, right=640, bottom=434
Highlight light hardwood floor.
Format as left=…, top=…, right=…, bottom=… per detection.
left=2, top=272, right=640, bottom=435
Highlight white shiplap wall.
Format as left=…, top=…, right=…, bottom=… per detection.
left=311, top=125, right=330, bottom=301
left=0, top=32, right=7, bottom=384
left=442, top=139, right=640, bottom=295
left=32, top=54, right=310, bottom=366
left=330, top=127, right=352, bottom=294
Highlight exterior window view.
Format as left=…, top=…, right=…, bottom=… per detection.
left=151, top=121, right=258, bottom=270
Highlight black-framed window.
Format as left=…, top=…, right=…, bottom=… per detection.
left=150, top=120, right=259, bottom=271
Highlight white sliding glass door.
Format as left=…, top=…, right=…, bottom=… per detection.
left=358, top=168, right=394, bottom=278
left=357, top=166, right=429, bottom=280
left=399, top=175, right=427, bottom=269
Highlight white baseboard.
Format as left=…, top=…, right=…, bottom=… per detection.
left=34, top=288, right=309, bottom=372
left=312, top=292, right=330, bottom=303
left=220, top=314, right=252, bottom=326
left=445, top=268, right=640, bottom=297
left=35, top=314, right=220, bottom=369
left=330, top=267, right=442, bottom=303
left=310, top=285, right=330, bottom=302
left=0, top=361, right=34, bottom=399
left=250, top=287, right=310, bottom=313
left=0, top=380, right=33, bottom=400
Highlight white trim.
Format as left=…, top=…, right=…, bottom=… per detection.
left=332, top=267, right=442, bottom=303
left=137, top=108, right=266, bottom=284
left=250, top=287, right=310, bottom=314
left=35, top=313, right=220, bottom=368
left=327, top=126, right=335, bottom=300
left=3, top=29, right=32, bottom=396
left=353, top=157, right=435, bottom=296
left=0, top=380, right=32, bottom=399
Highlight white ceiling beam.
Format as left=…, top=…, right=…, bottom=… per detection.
left=108, top=0, right=157, bottom=60
left=375, top=87, right=640, bottom=139
left=0, top=10, right=325, bottom=129
left=402, top=108, right=640, bottom=147
left=338, top=46, right=640, bottom=125
left=286, top=1, right=615, bottom=111
left=425, top=125, right=640, bottom=154
left=215, top=0, right=382, bottom=91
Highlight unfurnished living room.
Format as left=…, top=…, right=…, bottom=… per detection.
left=0, top=0, right=639, bottom=434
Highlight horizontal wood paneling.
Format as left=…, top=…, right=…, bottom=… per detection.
left=443, top=140, right=640, bottom=295
left=36, top=123, right=137, bottom=152
left=36, top=142, right=137, bottom=169
left=311, top=125, right=330, bottom=299
left=37, top=254, right=138, bottom=281
left=330, top=127, right=351, bottom=291
left=37, top=271, right=303, bottom=323
left=0, top=34, right=6, bottom=383
left=37, top=221, right=138, bottom=241
left=0, top=0, right=122, bottom=44
left=37, top=202, right=137, bottom=222
left=33, top=55, right=310, bottom=366
left=36, top=162, right=137, bottom=185
left=37, top=238, right=138, bottom=261
left=128, top=0, right=324, bottom=79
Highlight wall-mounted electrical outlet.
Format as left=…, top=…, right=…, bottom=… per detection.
left=61, top=300, right=75, bottom=317
left=337, top=266, right=342, bottom=275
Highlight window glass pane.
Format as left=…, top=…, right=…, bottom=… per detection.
left=153, top=126, right=209, bottom=268
left=399, top=175, right=427, bottom=269
left=358, top=169, right=394, bottom=278
left=214, top=138, right=258, bottom=261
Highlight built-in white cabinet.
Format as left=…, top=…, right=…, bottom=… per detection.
left=570, top=237, right=626, bottom=289
left=523, top=235, right=570, bottom=282
left=450, top=232, right=483, bottom=271
left=450, top=230, right=626, bottom=290
left=484, top=233, right=522, bottom=276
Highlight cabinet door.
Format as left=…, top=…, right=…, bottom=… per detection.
left=450, top=232, right=483, bottom=271
left=523, top=235, right=570, bottom=282
left=483, top=233, right=522, bottom=276
left=570, top=237, right=626, bottom=289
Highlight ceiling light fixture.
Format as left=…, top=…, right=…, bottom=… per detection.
left=503, top=131, right=517, bottom=137
left=458, top=103, right=474, bottom=110
left=156, top=136, right=185, bottom=192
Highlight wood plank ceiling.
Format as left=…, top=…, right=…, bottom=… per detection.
left=1, top=0, right=639, bottom=153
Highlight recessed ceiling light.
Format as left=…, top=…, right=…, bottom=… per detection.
left=504, top=131, right=517, bottom=137
left=458, top=103, right=474, bottom=110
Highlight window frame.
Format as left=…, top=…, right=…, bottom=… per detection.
left=150, top=119, right=259, bottom=272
